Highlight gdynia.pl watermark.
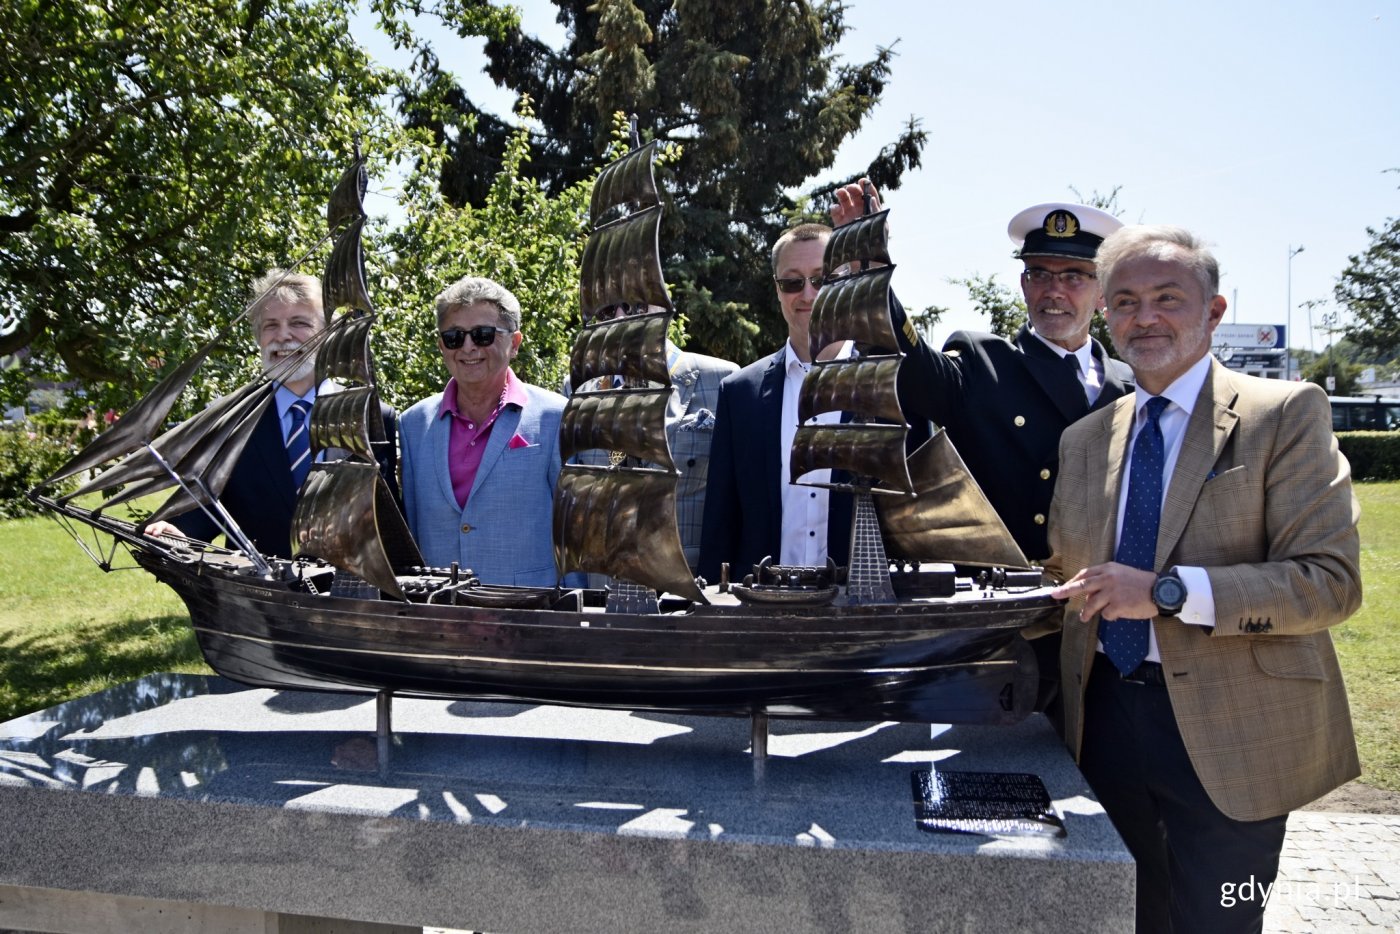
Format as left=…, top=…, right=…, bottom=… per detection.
left=1220, top=874, right=1363, bottom=909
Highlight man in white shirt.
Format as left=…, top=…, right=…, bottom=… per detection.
left=699, top=223, right=852, bottom=581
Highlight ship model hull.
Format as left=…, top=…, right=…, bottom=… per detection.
left=132, top=548, right=1048, bottom=725
left=35, top=146, right=1064, bottom=732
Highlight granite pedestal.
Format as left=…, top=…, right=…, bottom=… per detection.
left=0, top=675, right=1133, bottom=932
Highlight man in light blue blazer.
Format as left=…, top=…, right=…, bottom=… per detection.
left=400, top=276, right=582, bottom=587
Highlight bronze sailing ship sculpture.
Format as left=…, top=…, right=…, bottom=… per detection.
left=30, top=138, right=1060, bottom=729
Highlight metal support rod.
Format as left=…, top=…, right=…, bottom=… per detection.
left=145, top=445, right=273, bottom=576
left=375, top=690, right=393, bottom=770
left=750, top=710, right=769, bottom=760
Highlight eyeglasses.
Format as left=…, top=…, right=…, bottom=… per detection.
left=774, top=274, right=825, bottom=294
left=439, top=326, right=513, bottom=349
left=1023, top=268, right=1098, bottom=289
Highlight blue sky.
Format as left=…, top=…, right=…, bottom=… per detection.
left=356, top=1, right=1399, bottom=358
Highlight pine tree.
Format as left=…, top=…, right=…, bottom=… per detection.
left=399, top=0, right=926, bottom=363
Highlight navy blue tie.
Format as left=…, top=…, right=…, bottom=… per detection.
left=1102, top=396, right=1170, bottom=675
left=286, top=399, right=313, bottom=489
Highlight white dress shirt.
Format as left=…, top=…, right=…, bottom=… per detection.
left=778, top=340, right=849, bottom=566
left=1103, top=353, right=1217, bottom=663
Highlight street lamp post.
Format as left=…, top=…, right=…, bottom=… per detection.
left=1321, top=309, right=1341, bottom=393
left=1287, top=244, right=1304, bottom=380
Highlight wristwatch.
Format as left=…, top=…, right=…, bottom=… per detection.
left=1152, top=568, right=1187, bottom=617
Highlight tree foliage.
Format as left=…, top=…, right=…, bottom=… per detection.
left=0, top=0, right=406, bottom=412
left=397, top=0, right=927, bottom=364
left=373, top=98, right=598, bottom=411
left=950, top=274, right=1025, bottom=340
left=1337, top=174, right=1400, bottom=362
left=1302, top=352, right=1363, bottom=396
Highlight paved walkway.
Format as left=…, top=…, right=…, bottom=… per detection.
left=1264, top=811, right=1400, bottom=932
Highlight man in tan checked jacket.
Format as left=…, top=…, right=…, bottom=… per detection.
left=1045, top=224, right=1362, bottom=934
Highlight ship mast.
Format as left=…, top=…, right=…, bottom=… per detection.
left=795, top=192, right=1033, bottom=581
left=289, top=145, right=423, bottom=598
left=553, top=129, right=705, bottom=608
left=792, top=192, right=911, bottom=604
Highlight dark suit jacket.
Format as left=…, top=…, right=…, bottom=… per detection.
left=173, top=399, right=398, bottom=559
left=1046, top=361, right=1361, bottom=821
left=699, top=345, right=854, bottom=583
left=893, top=305, right=1133, bottom=561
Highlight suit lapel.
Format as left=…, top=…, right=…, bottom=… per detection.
left=249, top=403, right=297, bottom=513
left=1095, top=400, right=1136, bottom=565
left=668, top=347, right=698, bottom=421
left=1015, top=327, right=1087, bottom=422
left=469, top=405, right=523, bottom=499
left=759, top=349, right=786, bottom=520
left=1158, top=361, right=1238, bottom=566
left=429, top=398, right=458, bottom=509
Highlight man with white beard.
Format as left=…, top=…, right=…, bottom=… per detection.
left=147, top=269, right=398, bottom=558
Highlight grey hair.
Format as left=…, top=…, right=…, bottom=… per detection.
left=1096, top=225, right=1220, bottom=299
left=434, top=276, right=522, bottom=331
left=770, top=223, right=832, bottom=275
left=249, top=269, right=323, bottom=333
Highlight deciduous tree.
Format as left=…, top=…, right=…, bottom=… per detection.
left=1337, top=173, right=1400, bottom=362
left=0, top=0, right=412, bottom=412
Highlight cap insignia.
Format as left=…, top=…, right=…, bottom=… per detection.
left=1044, top=210, right=1080, bottom=239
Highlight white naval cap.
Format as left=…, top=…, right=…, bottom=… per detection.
left=1008, top=202, right=1124, bottom=261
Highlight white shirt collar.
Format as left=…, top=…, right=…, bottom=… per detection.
left=1030, top=329, right=1093, bottom=372
left=1133, top=353, right=1212, bottom=419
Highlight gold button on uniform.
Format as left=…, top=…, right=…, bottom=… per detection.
left=1033, top=514, right=1046, bottom=525
left=1040, top=468, right=1052, bottom=480
left=460, top=524, right=473, bottom=533
left=1014, top=415, right=1026, bottom=427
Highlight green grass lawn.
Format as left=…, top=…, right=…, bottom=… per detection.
left=0, top=512, right=211, bottom=722
left=1333, top=481, right=1400, bottom=792
left=2, top=486, right=1398, bottom=791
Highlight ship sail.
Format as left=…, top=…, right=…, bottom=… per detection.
left=289, top=153, right=422, bottom=599
left=41, top=315, right=335, bottom=549
left=553, top=140, right=704, bottom=604
left=792, top=203, right=1031, bottom=600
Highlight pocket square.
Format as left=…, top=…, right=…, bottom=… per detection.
left=508, top=433, right=531, bottom=450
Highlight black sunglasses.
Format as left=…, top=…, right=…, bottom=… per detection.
left=439, top=325, right=513, bottom=349
left=773, top=274, right=825, bottom=294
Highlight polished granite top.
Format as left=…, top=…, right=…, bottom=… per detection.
left=0, top=673, right=1125, bottom=858
left=0, top=676, right=1134, bottom=932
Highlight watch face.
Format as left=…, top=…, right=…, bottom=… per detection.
left=1155, top=576, right=1186, bottom=609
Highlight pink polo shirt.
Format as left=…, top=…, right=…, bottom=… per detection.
left=438, top=370, right=529, bottom=509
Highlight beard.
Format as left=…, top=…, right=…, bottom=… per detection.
left=1030, top=301, right=1090, bottom=343
left=1114, top=313, right=1212, bottom=382
left=262, top=341, right=317, bottom=385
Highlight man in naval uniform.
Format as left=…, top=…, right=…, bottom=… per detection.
left=826, top=192, right=1134, bottom=559
left=829, top=186, right=1135, bottom=714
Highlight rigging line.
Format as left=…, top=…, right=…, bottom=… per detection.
left=143, top=442, right=273, bottom=577
left=43, top=510, right=111, bottom=571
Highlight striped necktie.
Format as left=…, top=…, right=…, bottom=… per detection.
left=286, top=399, right=313, bottom=488
left=1101, top=396, right=1170, bottom=675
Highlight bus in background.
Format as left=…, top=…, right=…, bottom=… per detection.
left=1329, top=396, right=1400, bottom=431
